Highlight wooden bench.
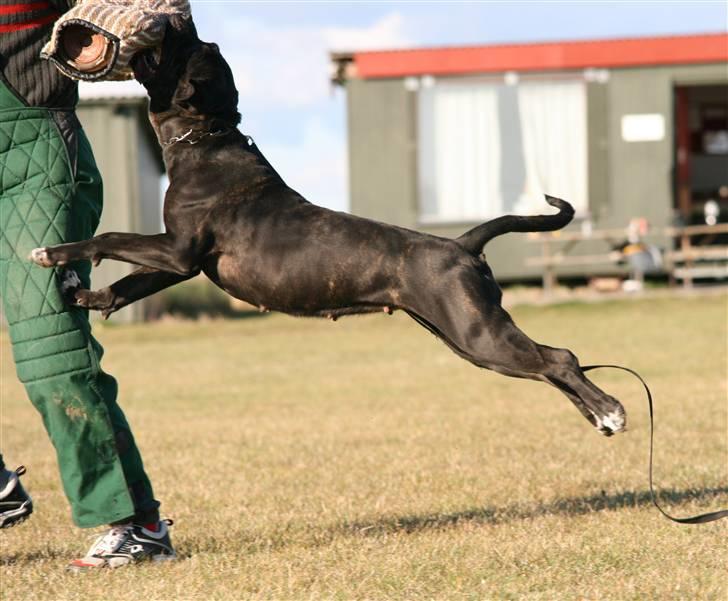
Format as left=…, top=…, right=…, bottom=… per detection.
left=526, top=223, right=728, bottom=293
left=663, top=224, right=728, bottom=288
left=525, top=228, right=628, bottom=293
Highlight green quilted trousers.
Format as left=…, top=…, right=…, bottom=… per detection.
left=0, top=81, right=159, bottom=528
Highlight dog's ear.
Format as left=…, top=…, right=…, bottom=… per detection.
left=173, top=45, right=215, bottom=102
left=173, top=76, right=195, bottom=104
left=174, top=46, right=240, bottom=124
left=158, top=17, right=198, bottom=67
left=166, top=14, right=196, bottom=35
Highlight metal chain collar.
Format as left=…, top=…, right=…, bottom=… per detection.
left=162, top=127, right=234, bottom=147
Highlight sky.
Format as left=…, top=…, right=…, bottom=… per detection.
left=80, top=1, right=727, bottom=212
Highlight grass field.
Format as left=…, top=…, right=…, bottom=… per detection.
left=1, top=293, right=726, bottom=600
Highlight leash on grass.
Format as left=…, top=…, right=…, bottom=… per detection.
left=581, top=364, right=728, bottom=524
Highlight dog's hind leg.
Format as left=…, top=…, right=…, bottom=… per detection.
left=530, top=343, right=626, bottom=436
left=405, top=271, right=626, bottom=436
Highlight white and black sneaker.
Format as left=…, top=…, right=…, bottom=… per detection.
left=67, top=519, right=176, bottom=571
left=0, top=465, right=33, bottom=529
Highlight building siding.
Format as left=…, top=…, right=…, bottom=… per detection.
left=348, top=78, right=417, bottom=226
left=344, top=62, right=728, bottom=280
left=76, top=100, right=163, bottom=321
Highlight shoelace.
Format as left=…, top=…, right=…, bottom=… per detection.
left=87, top=524, right=133, bottom=556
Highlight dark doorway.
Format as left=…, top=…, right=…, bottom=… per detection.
left=674, top=84, right=728, bottom=227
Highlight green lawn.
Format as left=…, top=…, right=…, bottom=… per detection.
left=1, top=294, right=726, bottom=600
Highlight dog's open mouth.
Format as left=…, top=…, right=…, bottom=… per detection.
left=131, top=48, right=159, bottom=82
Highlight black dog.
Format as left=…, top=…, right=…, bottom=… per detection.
left=31, top=21, right=626, bottom=436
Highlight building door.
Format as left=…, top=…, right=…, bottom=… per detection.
left=673, top=84, right=728, bottom=226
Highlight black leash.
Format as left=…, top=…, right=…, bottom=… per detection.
left=582, top=364, right=728, bottom=524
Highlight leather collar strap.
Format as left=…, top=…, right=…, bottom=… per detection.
left=582, top=364, right=728, bottom=524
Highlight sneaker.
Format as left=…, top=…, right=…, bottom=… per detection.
left=0, top=466, right=33, bottom=529
left=67, top=519, right=176, bottom=571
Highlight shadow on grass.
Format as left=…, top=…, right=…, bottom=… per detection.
left=180, top=487, right=728, bottom=558
left=334, top=487, right=728, bottom=537
left=3, top=487, right=725, bottom=565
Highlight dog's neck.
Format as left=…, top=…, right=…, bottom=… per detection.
left=162, top=125, right=234, bottom=147
left=152, top=112, right=250, bottom=186
left=151, top=111, right=228, bottom=146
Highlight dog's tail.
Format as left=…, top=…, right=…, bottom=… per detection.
left=455, top=195, right=574, bottom=257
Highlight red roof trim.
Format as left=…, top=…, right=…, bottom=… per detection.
left=353, top=33, right=728, bottom=79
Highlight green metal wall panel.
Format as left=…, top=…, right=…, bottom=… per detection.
left=76, top=101, right=163, bottom=321
left=345, top=63, right=728, bottom=281
left=347, top=79, right=417, bottom=226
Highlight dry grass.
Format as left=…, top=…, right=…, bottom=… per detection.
left=1, top=293, right=726, bottom=600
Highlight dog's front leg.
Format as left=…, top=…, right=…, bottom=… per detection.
left=70, top=266, right=199, bottom=318
left=30, top=232, right=196, bottom=276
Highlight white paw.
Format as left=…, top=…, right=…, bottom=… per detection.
left=60, top=269, right=82, bottom=294
left=595, top=409, right=626, bottom=436
left=29, top=247, right=49, bottom=266
left=29, top=247, right=61, bottom=267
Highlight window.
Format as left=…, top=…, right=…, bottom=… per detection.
left=418, top=78, right=588, bottom=222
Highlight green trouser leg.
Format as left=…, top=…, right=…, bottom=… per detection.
left=0, top=83, right=159, bottom=528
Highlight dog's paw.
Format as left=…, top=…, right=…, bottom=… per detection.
left=60, top=268, right=81, bottom=293
left=72, top=288, right=92, bottom=308
left=72, top=288, right=106, bottom=310
left=59, top=269, right=83, bottom=304
left=595, top=408, right=627, bottom=437
left=71, top=288, right=115, bottom=318
left=29, top=247, right=65, bottom=267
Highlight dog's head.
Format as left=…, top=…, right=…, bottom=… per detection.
left=131, top=18, right=240, bottom=130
